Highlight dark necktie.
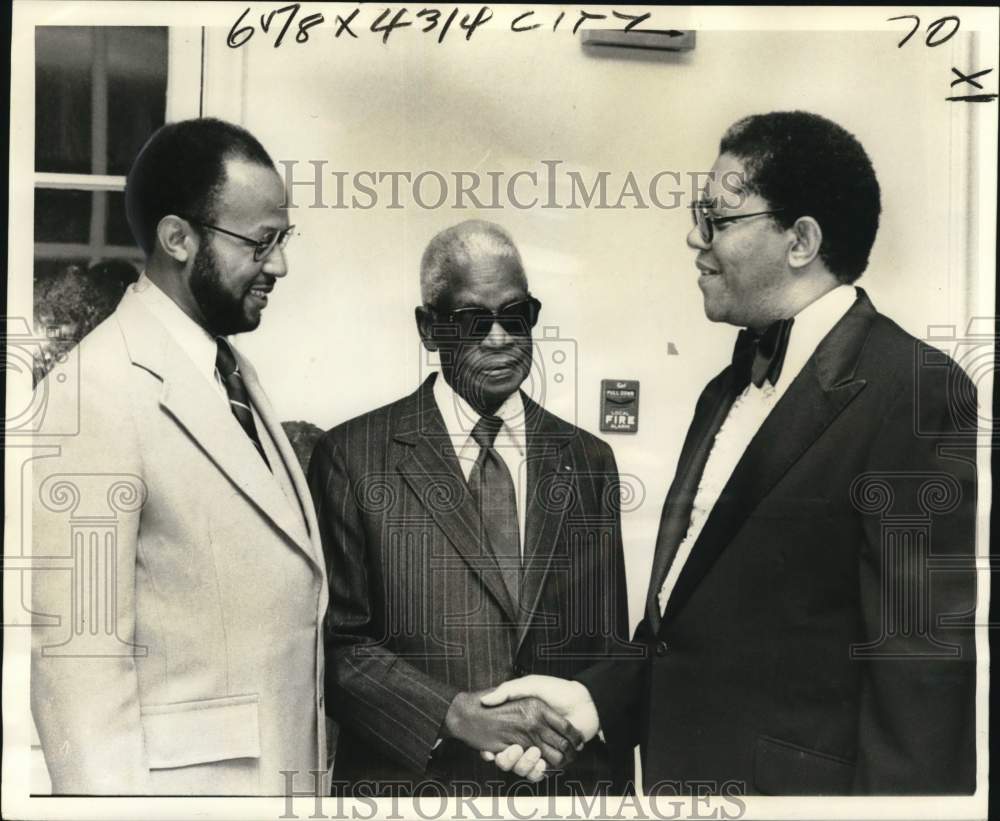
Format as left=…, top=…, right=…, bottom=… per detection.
left=215, top=338, right=271, bottom=470
left=651, top=317, right=794, bottom=620
left=467, top=415, right=520, bottom=608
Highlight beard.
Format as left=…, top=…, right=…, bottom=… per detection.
left=189, top=242, right=260, bottom=336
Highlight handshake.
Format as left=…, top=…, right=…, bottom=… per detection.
left=443, top=675, right=600, bottom=783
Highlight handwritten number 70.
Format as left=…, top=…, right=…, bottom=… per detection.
left=888, top=14, right=960, bottom=48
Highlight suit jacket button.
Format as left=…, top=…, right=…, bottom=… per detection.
left=513, top=664, right=526, bottom=677
left=655, top=641, right=668, bottom=657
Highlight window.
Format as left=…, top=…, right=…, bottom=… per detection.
left=30, top=25, right=219, bottom=383
left=33, top=27, right=173, bottom=382
left=34, top=26, right=169, bottom=277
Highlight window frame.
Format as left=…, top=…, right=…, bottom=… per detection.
left=32, top=26, right=204, bottom=269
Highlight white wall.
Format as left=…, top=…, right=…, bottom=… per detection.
left=220, top=29, right=978, bottom=628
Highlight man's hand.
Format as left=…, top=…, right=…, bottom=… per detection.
left=481, top=675, right=600, bottom=740
left=443, top=690, right=584, bottom=771
left=477, top=676, right=600, bottom=779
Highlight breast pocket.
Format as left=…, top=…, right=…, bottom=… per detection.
left=754, top=734, right=855, bottom=795
left=142, top=693, right=261, bottom=794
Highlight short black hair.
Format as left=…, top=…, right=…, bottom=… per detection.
left=719, top=111, right=881, bottom=283
left=124, top=118, right=275, bottom=256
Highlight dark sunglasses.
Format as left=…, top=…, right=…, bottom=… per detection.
left=689, top=199, right=783, bottom=244
left=428, top=296, right=542, bottom=341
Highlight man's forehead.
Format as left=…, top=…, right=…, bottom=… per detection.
left=703, top=153, right=747, bottom=193
left=446, top=254, right=527, bottom=306
left=695, top=152, right=761, bottom=211
left=463, top=253, right=522, bottom=280
left=215, top=157, right=288, bottom=226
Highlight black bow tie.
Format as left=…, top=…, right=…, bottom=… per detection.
left=731, top=318, right=795, bottom=391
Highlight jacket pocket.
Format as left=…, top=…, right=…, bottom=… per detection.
left=754, top=735, right=855, bottom=795
left=142, top=693, right=261, bottom=769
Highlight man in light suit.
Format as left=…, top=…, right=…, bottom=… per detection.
left=308, top=220, right=634, bottom=795
left=485, top=111, right=977, bottom=794
left=31, top=118, right=328, bottom=795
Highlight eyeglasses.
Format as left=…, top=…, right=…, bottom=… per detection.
left=689, top=200, right=783, bottom=244
left=181, top=216, right=295, bottom=261
left=428, top=296, right=542, bottom=341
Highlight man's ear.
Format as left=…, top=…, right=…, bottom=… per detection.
left=156, top=215, right=196, bottom=264
left=788, top=216, right=822, bottom=270
left=415, top=306, right=438, bottom=352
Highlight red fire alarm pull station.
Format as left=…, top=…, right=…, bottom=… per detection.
left=600, top=379, right=639, bottom=433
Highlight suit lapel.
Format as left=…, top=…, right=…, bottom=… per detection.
left=115, top=291, right=320, bottom=569
left=644, top=372, right=735, bottom=633
left=239, top=357, right=319, bottom=559
left=394, top=376, right=519, bottom=624
left=658, top=293, right=876, bottom=626
left=516, top=396, right=575, bottom=650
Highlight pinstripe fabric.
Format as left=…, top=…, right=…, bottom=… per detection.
left=308, top=374, right=632, bottom=795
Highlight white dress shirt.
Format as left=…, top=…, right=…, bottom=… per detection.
left=432, top=372, right=528, bottom=556
left=132, top=273, right=228, bottom=405
left=658, top=285, right=858, bottom=616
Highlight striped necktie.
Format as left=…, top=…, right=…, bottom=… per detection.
left=215, top=338, right=271, bottom=470
left=468, top=415, right=520, bottom=607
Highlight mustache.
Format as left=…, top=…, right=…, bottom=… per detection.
left=247, top=277, right=277, bottom=293
left=452, top=349, right=531, bottom=389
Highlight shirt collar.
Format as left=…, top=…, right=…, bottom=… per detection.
left=432, top=371, right=526, bottom=456
left=132, top=272, right=224, bottom=387
left=772, top=284, right=857, bottom=393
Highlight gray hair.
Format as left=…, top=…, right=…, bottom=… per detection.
left=420, top=220, right=527, bottom=308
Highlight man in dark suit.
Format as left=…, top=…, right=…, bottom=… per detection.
left=484, top=111, right=978, bottom=795
left=308, top=220, right=633, bottom=795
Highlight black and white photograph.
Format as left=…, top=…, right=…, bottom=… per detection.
left=2, top=2, right=997, bottom=820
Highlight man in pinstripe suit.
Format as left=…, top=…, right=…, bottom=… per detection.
left=308, top=220, right=633, bottom=795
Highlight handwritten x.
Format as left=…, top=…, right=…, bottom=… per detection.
left=951, top=67, right=993, bottom=89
